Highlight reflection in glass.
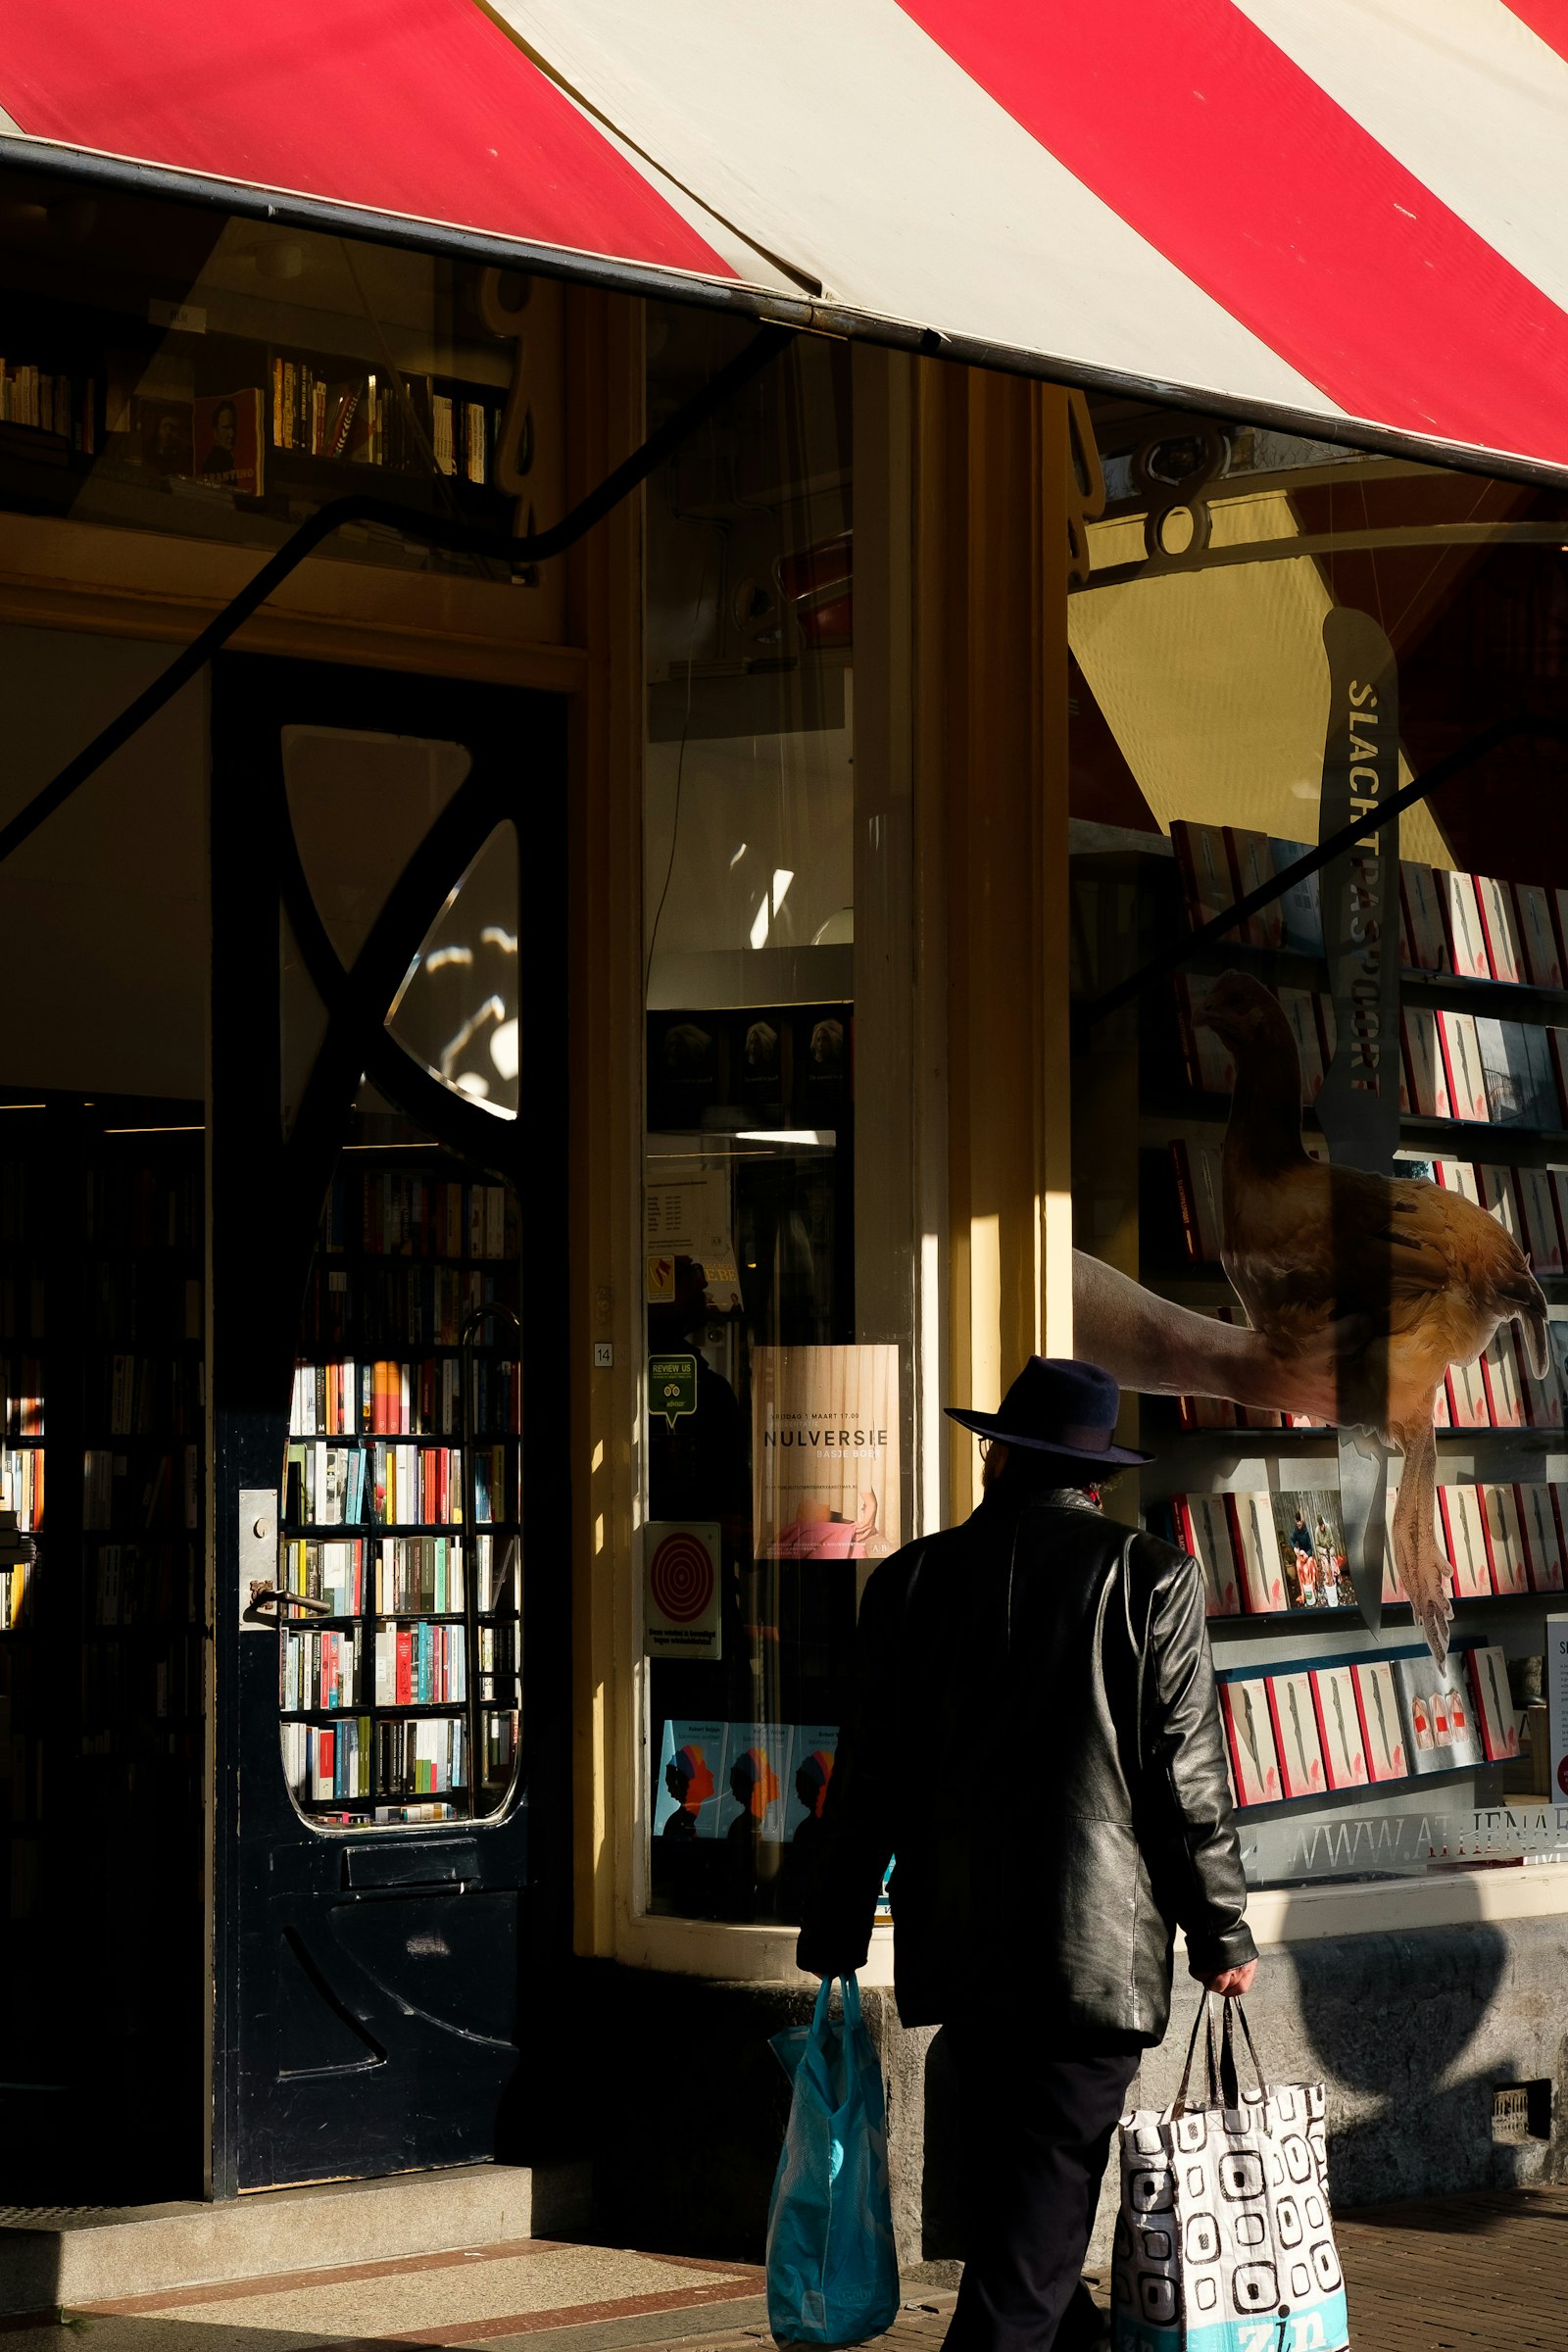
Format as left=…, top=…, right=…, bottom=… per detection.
left=387, top=825, right=519, bottom=1119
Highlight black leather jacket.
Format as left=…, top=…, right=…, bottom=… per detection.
left=797, top=1487, right=1255, bottom=2040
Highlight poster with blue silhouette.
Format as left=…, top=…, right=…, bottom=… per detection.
left=654, top=1718, right=727, bottom=1840
left=718, top=1720, right=791, bottom=1841
left=784, top=1725, right=839, bottom=1845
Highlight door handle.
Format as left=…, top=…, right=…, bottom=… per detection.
left=243, top=1586, right=334, bottom=1626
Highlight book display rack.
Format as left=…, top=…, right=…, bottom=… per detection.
left=1075, top=823, right=1568, bottom=1873
left=277, top=1152, right=523, bottom=1827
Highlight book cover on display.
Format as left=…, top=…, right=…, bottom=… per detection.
left=1273, top=1489, right=1352, bottom=1610
left=784, top=1725, right=839, bottom=1843
left=1172, top=977, right=1238, bottom=1098
left=1174, top=1494, right=1241, bottom=1614
left=1441, top=871, right=1491, bottom=979
left=1476, top=1163, right=1526, bottom=1249
left=1277, top=987, right=1327, bottom=1101
left=753, top=1345, right=900, bottom=1564
left=191, top=387, right=265, bottom=495
left=1228, top=1490, right=1286, bottom=1613
left=1515, top=881, right=1562, bottom=989
left=1439, top=1485, right=1493, bottom=1596
left=655, top=1719, right=727, bottom=1840
left=1353, top=1660, right=1408, bottom=1781
left=1478, top=1329, right=1526, bottom=1430
left=1395, top=1655, right=1483, bottom=1773
left=1401, top=1006, right=1453, bottom=1120
left=1399, top=863, right=1450, bottom=972
left=1224, top=828, right=1284, bottom=950
left=1268, top=1671, right=1327, bottom=1798
left=1516, top=1168, right=1564, bottom=1276
left=1170, top=820, right=1235, bottom=930
left=717, top=1721, right=791, bottom=1841
left=1169, top=1137, right=1225, bottom=1264
left=1268, top=839, right=1325, bottom=956
left=1478, top=1485, right=1529, bottom=1595
left=1518, top=1484, right=1567, bottom=1591
left=1311, top=1665, right=1370, bottom=1789
left=1222, top=1679, right=1281, bottom=1805
left=1434, top=1011, right=1490, bottom=1122
left=1469, top=1643, right=1521, bottom=1761
left=1446, top=1353, right=1492, bottom=1430
left=1474, top=876, right=1524, bottom=986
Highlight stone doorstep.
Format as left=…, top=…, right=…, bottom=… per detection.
left=0, top=2158, right=591, bottom=2316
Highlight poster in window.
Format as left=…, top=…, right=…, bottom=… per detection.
left=784, top=1725, right=839, bottom=1844
left=753, top=1345, right=900, bottom=1565
left=191, top=388, right=265, bottom=496
left=653, top=1718, right=727, bottom=1840
left=717, top=1720, right=791, bottom=1842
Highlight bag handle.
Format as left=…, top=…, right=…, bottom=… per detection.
left=1169, top=1988, right=1221, bottom=2120
left=1221, top=1997, right=1270, bottom=2106
left=811, top=1972, right=862, bottom=2037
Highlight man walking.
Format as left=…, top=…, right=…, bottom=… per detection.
left=798, top=1357, right=1256, bottom=2352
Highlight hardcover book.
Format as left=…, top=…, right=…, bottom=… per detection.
left=1473, top=875, right=1524, bottom=985
left=1477, top=1484, right=1529, bottom=1595
left=1468, top=1643, right=1521, bottom=1762
left=1516, top=1166, right=1564, bottom=1276
left=1440, top=870, right=1491, bottom=980
left=1433, top=1011, right=1490, bottom=1122
left=1517, top=1483, right=1567, bottom=1592
left=1267, top=1671, right=1327, bottom=1798
left=1176, top=1493, right=1242, bottom=1614
left=1401, top=1006, right=1452, bottom=1120
left=1222, top=1679, right=1281, bottom=1805
left=1267, top=839, right=1325, bottom=956
left=1170, top=820, right=1236, bottom=931
left=1226, top=1490, right=1285, bottom=1613
left=1312, top=1665, right=1370, bottom=1790
left=1515, top=882, right=1562, bottom=988
left=1399, top=864, right=1450, bottom=972
left=1278, top=987, right=1327, bottom=1101
left=1396, top=1655, right=1483, bottom=1772
left=1477, top=1328, right=1525, bottom=1431
left=1438, top=1484, right=1492, bottom=1595
left=1173, top=974, right=1239, bottom=1097
left=1273, top=1488, right=1352, bottom=1609
left=1224, top=829, right=1284, bottom=950
left=1352, top=1659, right=1408, bottom=1781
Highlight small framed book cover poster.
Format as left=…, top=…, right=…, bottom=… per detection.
left=1441, top=870, right=1491, bottom=979
left=1473, top=875, right=1524, bottom=986
left=1312, top=1665, right=1370, bottom=1789
left=1174, top=1494, right=1241, bottom=1616
left=1435, top=1010, right=1490, bottom=1122
left=1222, top=1679, right=1281, bottom=1806
left=1267, top=1672, right=1327, bottom=1798
left=1468, top=1644, right=1521, bottom=1762
left=1353, top=1659, right=1408, bottom=1782
left=654, top=1719, right=727, bottom=1839
left=1400, top=864, right=1449, bottom=972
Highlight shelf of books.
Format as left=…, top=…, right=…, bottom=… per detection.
left=78, top=1137, right=206, bottom=1814
left=1087, top=820, right=1568, bottom=1881
left=279, top=1153, right=523, bottom=1829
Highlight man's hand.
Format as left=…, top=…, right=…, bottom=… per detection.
left=1200, top=1960, right=1257, bottom=1998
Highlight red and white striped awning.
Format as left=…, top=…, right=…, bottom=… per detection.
left=4, top=1, right=1568, bottom=478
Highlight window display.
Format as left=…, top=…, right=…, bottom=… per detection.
left=1070, top=403, right=1568, bottom=1886
left=640, top=310, right=914, bottom=1925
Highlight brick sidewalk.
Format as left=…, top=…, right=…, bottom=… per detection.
left=620, top=2185, right=1568, bottom=2352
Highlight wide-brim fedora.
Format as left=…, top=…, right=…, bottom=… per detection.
left=945, top=1355, right=1152, bottom=1468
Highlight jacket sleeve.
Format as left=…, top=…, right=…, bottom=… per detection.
left=795, top=1557, right=902, bottom=1978
left=1143, top=1547, right=1257, bottom=1978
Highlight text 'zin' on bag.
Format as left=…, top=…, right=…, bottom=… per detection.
left=1112, top=1993, right=1348, bottom=2352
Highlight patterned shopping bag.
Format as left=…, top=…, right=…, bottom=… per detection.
left=1111, top=1996, right=1348, bottom=2352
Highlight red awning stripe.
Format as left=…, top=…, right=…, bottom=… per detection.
left=1506, top=0, right=1568, bottom=63
left=898, top=0, right=1568, bottom=467
left=0, top=0, right=735, bottom=278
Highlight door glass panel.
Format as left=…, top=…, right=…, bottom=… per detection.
left=386, top=824, right=520, bottom=1119
left=276, top=727, right=522, bottom=1828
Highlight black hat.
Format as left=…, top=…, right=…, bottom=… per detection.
left=945, top=1356, right=1152, bottom=1469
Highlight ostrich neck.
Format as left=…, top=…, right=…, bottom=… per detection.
left=1226, top=1042, right=1307, bottom=1173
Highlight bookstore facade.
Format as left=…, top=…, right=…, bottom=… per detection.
left=2, top=144, right=1567, bottom=2228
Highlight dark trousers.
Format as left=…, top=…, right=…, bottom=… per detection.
left=942, top=2024, right=1141, bottom=2352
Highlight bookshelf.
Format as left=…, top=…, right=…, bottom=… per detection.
left=1073, top=826, right=1568, bottom=1869
left=277, top=1152, right=523, bottom=1827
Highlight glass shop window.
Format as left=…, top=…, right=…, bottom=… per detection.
left=0, top=158, right=562, bottom=605
left=1066, top=403, right=1568, bottom=1888
left=640, top=307, right=912, bottom=1924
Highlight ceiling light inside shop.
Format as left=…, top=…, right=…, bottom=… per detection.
left=729, top=842, right=749, bottom=868
left=771, top=868, right=795, bottom=913
left=736, top=1130, right=828, bottom=1146
left=750, top=895, right=771, bottom=951
left=1069, top=491, right=1452, bottom=869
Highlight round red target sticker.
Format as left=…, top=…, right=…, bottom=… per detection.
left=645, top=1523, right=722, bottom=1657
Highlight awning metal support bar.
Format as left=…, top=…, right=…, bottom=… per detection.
left=0, top=318, right=794, bottom=873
